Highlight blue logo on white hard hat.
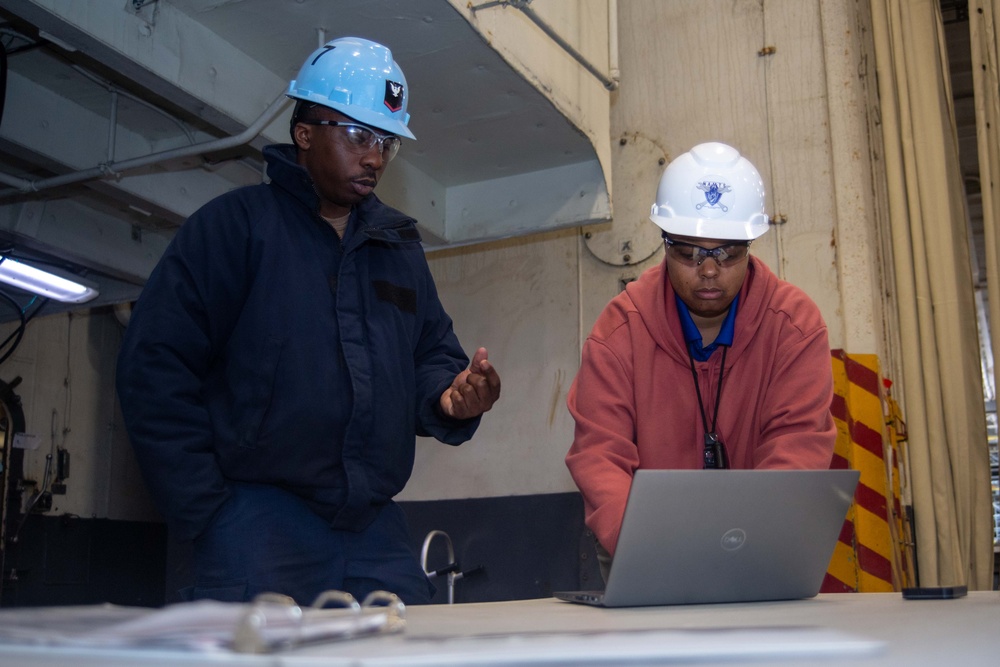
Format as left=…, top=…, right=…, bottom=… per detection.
left=693, top=179, right=733, bottom=218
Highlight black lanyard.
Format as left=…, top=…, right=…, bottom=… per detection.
left=687, top=345, right=729, bottom=469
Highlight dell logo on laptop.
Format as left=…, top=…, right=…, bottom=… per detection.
left=721, top=528, right=747, bottom=551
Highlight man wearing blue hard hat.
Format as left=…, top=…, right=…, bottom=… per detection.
left=117, top=37, right=501, bottom=606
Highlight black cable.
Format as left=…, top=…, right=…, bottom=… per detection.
left=22, top=295, right=48, bottom=323
left=0, top=292, right=48, bottom=366
left=688, top=345, right=728, bottom=437
left=0, top=290, right=27, bottom=366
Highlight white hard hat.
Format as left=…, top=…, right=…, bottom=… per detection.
left=649, top=142, right=769, bottom=240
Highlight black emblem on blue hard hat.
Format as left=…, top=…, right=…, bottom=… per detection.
left=384, top=80, right=404, bottom=112
left=696, top=181, right=732, bottom=212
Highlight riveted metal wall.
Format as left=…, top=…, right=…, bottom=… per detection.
left=824, top=350, right=913, bottom=592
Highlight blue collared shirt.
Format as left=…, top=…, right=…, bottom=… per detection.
left=676, top=294, right=739, bottom=362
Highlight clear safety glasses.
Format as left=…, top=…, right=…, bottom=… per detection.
left=298, top=120, right=401, bottom=162
left=663, top=236, right=751, bottom=268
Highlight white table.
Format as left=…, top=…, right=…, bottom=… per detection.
left=1, top=592, right=997, bottom=666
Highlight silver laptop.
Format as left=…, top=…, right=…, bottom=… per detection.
left=555, top=469, right=860, bottom=607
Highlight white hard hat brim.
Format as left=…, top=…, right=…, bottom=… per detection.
left=649, top=208, right=770, bottom=241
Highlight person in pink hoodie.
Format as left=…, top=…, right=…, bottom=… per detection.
left=566, top=142, right=836, bottom=580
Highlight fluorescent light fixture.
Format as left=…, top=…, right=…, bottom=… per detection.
left=0, top=256, right=99, bottom=304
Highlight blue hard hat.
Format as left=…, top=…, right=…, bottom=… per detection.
left=287, top=36, right=415, bottom=140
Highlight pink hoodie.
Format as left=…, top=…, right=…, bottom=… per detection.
left=566, top=256, right=836, bottom=555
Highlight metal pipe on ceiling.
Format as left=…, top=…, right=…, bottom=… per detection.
left=107, top=90, right=118, bottom=164
left=471, top=0, right=619, bottom=91
left=70, top=63, right=198, bottom=146
left=0, top=92, right=290, bottom=198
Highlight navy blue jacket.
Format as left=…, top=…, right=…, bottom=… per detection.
left=116, top=144, right=478, bottom=541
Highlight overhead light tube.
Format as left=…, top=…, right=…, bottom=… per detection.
left=0, top=256, right=99, bottom=304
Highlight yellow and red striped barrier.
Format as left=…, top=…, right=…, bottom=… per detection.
left=824, top=351, right=911, bottom=592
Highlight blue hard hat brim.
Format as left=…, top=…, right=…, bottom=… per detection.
left=286, top=90, right=416, bottom=141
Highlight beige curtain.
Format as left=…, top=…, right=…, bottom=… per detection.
left=869, top=0, right=994, bottom=590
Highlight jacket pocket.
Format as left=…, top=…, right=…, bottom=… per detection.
left=237, top=335, right=284, bottom=449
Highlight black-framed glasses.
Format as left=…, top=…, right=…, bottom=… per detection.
left=663, top=236, right=751, bottom=267
left=297, top=120, right=401, bottom=162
